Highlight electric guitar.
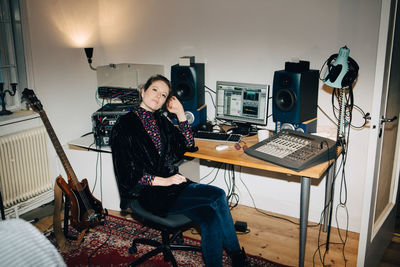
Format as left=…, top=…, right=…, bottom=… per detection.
left=22, top=88, right=104, bottom=231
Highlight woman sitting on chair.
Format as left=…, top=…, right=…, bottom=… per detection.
left=110, top=74, right=251, bottom=266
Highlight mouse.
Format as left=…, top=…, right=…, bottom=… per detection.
left=215, top=144, right=229, bottom=151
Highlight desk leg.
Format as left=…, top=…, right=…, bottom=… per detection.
left=299, top=177, right=311, bottom=267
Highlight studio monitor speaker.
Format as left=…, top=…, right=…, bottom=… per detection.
left=272, top=70, right=319, bottom=124
left=171, top=63, right=205, bottom=111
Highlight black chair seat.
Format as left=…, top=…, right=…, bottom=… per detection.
left=130, top=200, right=192, bottom=228
left=127, top=199, right=202, bottom=267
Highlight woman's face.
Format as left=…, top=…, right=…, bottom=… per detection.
left=140, top=80, right=170, bottom=112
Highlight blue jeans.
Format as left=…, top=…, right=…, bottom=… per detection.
left=168, top=183, right=240, bottom=266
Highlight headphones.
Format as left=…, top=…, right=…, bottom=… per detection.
left=323, top=47, right=359, bottom=88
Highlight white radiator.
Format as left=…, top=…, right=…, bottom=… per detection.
left=0, top=126, right=53, bottom=216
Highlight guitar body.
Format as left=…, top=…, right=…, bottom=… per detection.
left=56, top=176, right=104, bottom=231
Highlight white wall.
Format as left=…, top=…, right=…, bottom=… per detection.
left=22, top=0, right=381, bottom=232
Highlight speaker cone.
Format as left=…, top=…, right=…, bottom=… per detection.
left=274, top=89, right=296, bottom=112
left=175, top=82, right=194, bottom=101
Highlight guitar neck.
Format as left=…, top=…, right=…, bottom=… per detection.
left=38, top=110, right=80, bottom=185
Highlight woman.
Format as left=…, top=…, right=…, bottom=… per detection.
left=110, top=74, right=251, bottom=266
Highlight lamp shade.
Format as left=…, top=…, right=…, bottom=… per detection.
left=84, top=47, right=94, bottom=63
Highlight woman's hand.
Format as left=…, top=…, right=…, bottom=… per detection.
left=166, top=96, right=186, bottom=122
left=152, top=174, right=187, bottom=186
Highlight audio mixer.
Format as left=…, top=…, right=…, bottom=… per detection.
left=244, top=129, right=337, bottom=171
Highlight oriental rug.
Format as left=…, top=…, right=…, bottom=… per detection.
left=46, top=214, right=288, bottom=267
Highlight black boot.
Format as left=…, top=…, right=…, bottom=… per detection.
left=231, top=247, right=253, bottom=267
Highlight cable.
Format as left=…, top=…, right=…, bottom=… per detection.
left=312, top=110, right=351, bottom=267
left=351, top=105, right=369, bottom=129
left=340, top=127, right=351, bottom=205
left=318, top=105, right=338, bottom=126
left=93, top=150, right=103, bottom=202
left=95, top=89, right=103, bottom=106
left=319, top=58, right=330, bottom=81
left=312, top=241, right=344, bottom=267
left=204, top=163, right=240, bottom=209
left=87, top=216, right=111, bottom=265
left=205, top=90, right=216, bottom=109
left=312, top=180, right=350, bottom=267
left=313, top=155, right=339, bottom=266
left=237, top=166, right=320, bottom=227
left=205, top=85, right=216, bottom=109
left=81, top=132, right=93, bottom=137
left=200, top=162, right=223, bottom=184
left=90, top=100, right=107, bottom=200
left=91, top=152, right=99, bottom=193
left=205, top=85, right=216, bottom=94
left=226, top=164, right=239, bottom=209
left=335, top=203, right=349, bottom=264
left=329, top=87, right=369, bottom=131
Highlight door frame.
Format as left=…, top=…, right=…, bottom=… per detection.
left=357, top=0, right=399, bottom=266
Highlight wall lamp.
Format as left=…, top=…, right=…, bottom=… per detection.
left=84, top=47, right=97, bottom=71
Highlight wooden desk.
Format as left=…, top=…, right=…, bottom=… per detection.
left=186, top=135, right=337, bottom=267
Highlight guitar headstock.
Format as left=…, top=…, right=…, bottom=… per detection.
left=22, top=88, right=43, bottom=112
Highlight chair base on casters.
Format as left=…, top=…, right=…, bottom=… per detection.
left=127, top=200, right=202, bottom=267
left=129, top=230, right=202, bottom=267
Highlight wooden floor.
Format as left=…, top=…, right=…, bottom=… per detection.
left=35, top=204, right=359, bottom=267
left=195, top=205, right=357, bottom=267
left=228, top=205, right=359, bottom=267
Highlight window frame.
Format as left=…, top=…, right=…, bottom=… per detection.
left=0, top=0, right=30, bottom=112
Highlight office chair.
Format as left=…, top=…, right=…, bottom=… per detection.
left=125, top=199, right=202, bottom=266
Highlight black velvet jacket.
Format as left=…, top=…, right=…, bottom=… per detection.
left=110, top=110, right=197, bottom=216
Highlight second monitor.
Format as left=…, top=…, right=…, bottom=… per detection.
left=216, top=81, right=269, bottom=135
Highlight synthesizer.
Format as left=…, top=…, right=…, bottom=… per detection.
left=244, top=129, right=337, bottom=171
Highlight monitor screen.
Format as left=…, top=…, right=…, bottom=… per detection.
left=216, top=81, right=269, bottom=127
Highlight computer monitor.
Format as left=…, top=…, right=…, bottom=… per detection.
left=216, top=81, right=269, bottom=134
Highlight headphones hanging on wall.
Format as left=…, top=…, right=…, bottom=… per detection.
left=323, top=46, right=359, bottom=88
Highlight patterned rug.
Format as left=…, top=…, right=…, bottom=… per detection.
left=46, top=214, right=288, bottom=266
